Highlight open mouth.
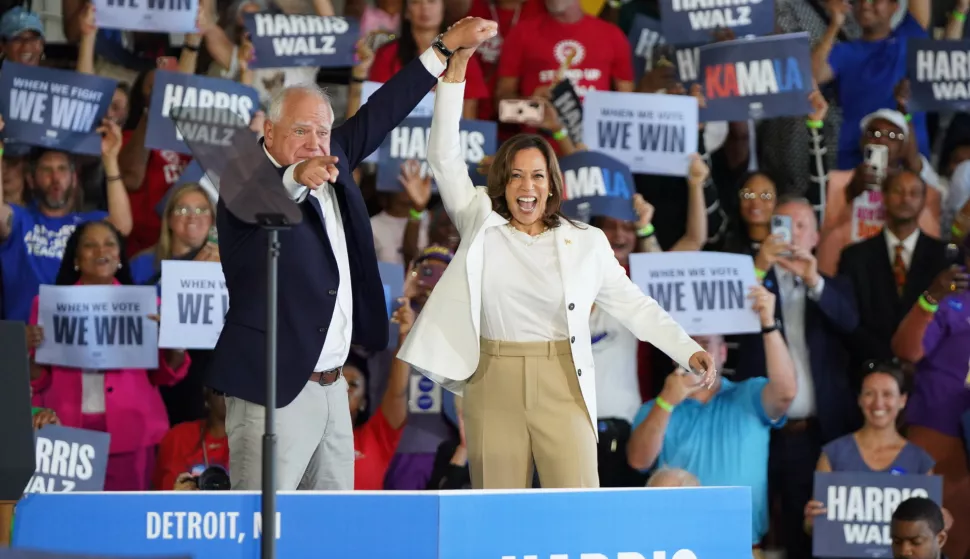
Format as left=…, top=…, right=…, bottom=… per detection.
left=870, top=410, right=888, bottom=418
left=516, top=196, right=537, bottom=213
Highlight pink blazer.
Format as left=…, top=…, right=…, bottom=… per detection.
left=29, top=293, right=190, bottom=455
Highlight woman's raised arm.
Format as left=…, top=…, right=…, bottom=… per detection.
left=428, top=52, right=480, bottom=233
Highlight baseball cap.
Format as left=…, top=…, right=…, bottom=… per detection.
left=859, top=109, right=907, bottom=135
left=414, top=245, right=454, bottom=266
left=0, top=7, right=44, bottom=41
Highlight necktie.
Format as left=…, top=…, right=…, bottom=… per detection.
left=893, top=244, right=907, bottom=296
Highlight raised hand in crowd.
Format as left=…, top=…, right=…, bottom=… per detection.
left=894, top=78, right=924, bottom=173
left=926, top=265, right=970, bottom=303
left=749, top=283, right=777, bottom=328
left=294, top=156, right=341, bottom=189
left=803, top=499, right=827, bottom=531
left=400, top=160, right=432, bottom=212
left=353, top=34, right=377, bottom=80
left=633, top=193, right=655, bottom=232
left=98, top=118, right=123, bottom=162
left=777, top=245, right=823, bottom=288
left=687, top=153, right=710, bottom=186
left=808, top=88, right=829, bottom=122
left=79, top=2, right=96, bottom=38
left=658, top=367, right=703, bottom=407
left=824, top=0, right=850, bottom=28
left=391, top=296, right=417, bottom=338
left=25, top=324, right=43, bottom=351
left=437, top=17, right=499, bottom=58
left=754, top=234, right=793, bottom=273
left=638, top=61, right=677, bottom=94
left=32, top=408, right=59, bottom=430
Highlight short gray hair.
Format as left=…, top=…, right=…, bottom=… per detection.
left=647, top=467, right=700, bottom=488
left=266, top=83, right=333, bottom=124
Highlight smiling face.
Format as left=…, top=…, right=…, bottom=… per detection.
left=169, top=189, right=213, bottom=252
left=75, top=223, right=122, bottom=284
left=4, top=29, right=43, bottom=66
left=505, top=147, right=550, bottom=230
left=739, top=174, right=776, bottom=228
left=859, top=371, right=906, bottom=430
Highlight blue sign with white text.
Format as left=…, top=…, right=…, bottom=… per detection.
left=627, top=14, right=701, bottom=88
left=376, top=118, right=497, bottom=192
left=243, top=13, right=358, bottom=69
left=812, top=471, right=943, bottom=558
left=378, top=261, right=405, bottom=350
left=659, top=0, right=774, bottom=45
left=0, top=63, right=116, bottom=156
left=14, top=488, right=751, bottom=558
left=559, top=151, right=637, bottom=223
left=699, top=33, right=812, bottom=122
left=146, top=71, right=259, bottom=155
left=26, top=425, right=110, bottom=494
left=907, top=38, right=970, bottom=112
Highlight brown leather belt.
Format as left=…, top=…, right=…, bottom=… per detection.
left=309, top=367, right=342, bottom=386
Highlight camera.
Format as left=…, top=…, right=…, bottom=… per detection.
left=192, top=466, right=231, bottom=490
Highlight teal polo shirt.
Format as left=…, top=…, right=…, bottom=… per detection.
left=632, top=377, right=785, bottom=544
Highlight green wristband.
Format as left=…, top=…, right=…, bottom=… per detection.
left=953, top=10, right=966, bottom=21
left=637, top=223, right=655, bottom=238
left=754, top=267, right=767, bottom=280
left=805, top=119, right=824, bottom=129
left=656, top=396, right=675, bottom=413
left=409, top=208, right=426, bottom=221
left=918, top=294, right=939, bottom=313
left=553, top=128, right=568, bottom=141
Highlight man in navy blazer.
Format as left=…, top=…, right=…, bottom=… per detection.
left=208, top=17, right=500, bottom=491
left=735, top=197, right=860, bottom=559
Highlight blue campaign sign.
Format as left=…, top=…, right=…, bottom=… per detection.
left=26, top=425, right=110, bottom=494
left=559, top=150, right=637, bottom=223
left=14, top=488, right=752, bottom=558
left=812, top=471, right=943, bottom=558
left=378, top=261, right=405, bottom=350
left=145, top=71, right=259, bottom=155
left=907, top=38, right=970, bottom=112
left=699, top=33, right=812, bottom=123
left=0, top=63, right=117, bottom=156
left=0, top=551, right=189, bottom=559
left=628, top=15, right=701, bottom=87
left=244, top=13, right=358, bottom=69
left=376, top=118, right=497, bottom=192
left=659, top=0, right=773, bottom=45
left=154, top=160, right=206, bottom=217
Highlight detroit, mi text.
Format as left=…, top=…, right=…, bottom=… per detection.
left=146, top=511, right=282, bottom=543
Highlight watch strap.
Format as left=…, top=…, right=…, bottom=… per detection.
left=761, top=320, right=781, bottom=334
left=432, top=36, right=454, bottom=58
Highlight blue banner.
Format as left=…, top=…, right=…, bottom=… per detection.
left=0, top=552, right=189, bottom=559
left=907, top=38, right=970, bottom=112
left=243, top=13, right=358, bottom=69
left=26, top=425, right=110, bottom=494
left=628, top=14, right=701, bottom=88
left=560, top=151, right=637, bottom=223
left=699, top=33, right=812, bottom=122
left=14, top=488, right=752, bottom=558
left=812, top=471, right=944, bottom=558
left=146, top=71, right=259, bottom=155
left=155, top=160, right=207, bottom=217
left=659, top=0, right=774, bottom=45
left=378, top=261, right=405, bottom=350
left=376, top=118, right=497, bottom=192
left=551, top=80, right=583, bottom=145
left=0, top=63, right=117, bottom=156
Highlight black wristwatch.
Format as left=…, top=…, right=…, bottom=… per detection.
left=432, top=35, right=455, bottom=58
left=761, top=319, right=781, bottom=335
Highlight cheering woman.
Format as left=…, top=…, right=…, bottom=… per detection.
left=398, top=35, right=717, bottom=490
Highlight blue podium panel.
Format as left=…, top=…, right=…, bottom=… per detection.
left=13, top=491, right=440, bottom=558
left=13, top=488, right=751, bottom=559
left=439, top=487, right=752, bottom=559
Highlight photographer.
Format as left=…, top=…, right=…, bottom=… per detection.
left=154, top=388, right=229, bottom=491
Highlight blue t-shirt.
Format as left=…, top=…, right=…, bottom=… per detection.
left=0, top=204, right=107, bottom=322
left=829, top=14, right=929, bottom=170
left=632, top=377, right=786, bottom=544
left=129, top=252, right=159, bottom=285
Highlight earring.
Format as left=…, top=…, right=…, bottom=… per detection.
left=548, top=192, right=552, bottom=197
left=117, top=262, right=123, bottom=269
left=74, top=265, right=79, bottom=271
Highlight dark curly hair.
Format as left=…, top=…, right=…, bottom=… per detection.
left=55, top=221, right=133, bottom=286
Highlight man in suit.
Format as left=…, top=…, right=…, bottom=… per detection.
left=736, top=196, right=860, bottom=559
left=838, top=169, right=951, bottom=375
left=208, top=17, right=501, bottom=491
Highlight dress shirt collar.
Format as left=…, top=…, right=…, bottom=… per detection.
left=884, top=227, right=920, bottom=259
left=263, top=144, right=283, bottom=169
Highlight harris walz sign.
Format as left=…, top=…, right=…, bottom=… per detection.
left=243, top=13, right=358, bottom=68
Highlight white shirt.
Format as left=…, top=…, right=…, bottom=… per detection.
left=370, top=211, right=429, bottom=265
left=273, top=47, right=446, bottom=372
left=884, top=228, right=920, bottom=269
left=81, top=370, right=105, bottom=414
left=775, top=269, right=825, bottom=419
left=590, top=307, right=641, bottom=422
left=480, top=226, right=569, bottom=342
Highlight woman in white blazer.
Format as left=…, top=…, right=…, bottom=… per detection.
left=397, top=44, right=717, bottom=490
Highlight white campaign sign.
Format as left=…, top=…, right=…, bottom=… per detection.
left=362, top=81, right=435, bottom=164
left=582, top=91, right=698, bottom=177
left=94, top=0, right=198, bottom=34
left=159, top=260, right=228, bottom=349
left=36, top=285, right=159, bottom=370
left=629, top=251, right=761, bottom=336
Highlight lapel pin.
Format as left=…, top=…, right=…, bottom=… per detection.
left=565, top=239, right=572, bottom=245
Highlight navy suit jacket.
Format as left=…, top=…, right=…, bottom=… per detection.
left=207, top=56, right=438, bottom=408
left=734, top=270, right=861, bottom=443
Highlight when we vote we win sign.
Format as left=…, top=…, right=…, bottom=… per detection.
left=159, top=261, right=228, bottom=350
left=0, top=64, right=116, bottom=156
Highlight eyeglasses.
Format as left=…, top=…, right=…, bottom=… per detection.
left=740, top=190, right=774, bottom=201
left=172, top=206, right=212, bottom=217
left=867, top=129, right=905, bottom=142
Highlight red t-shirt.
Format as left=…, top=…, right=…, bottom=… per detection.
left=354, top=407, right=404, bottom=490
left=153, top=419, right=230, bottom=490
left=122, top=130, right=192, bottom=257
left=466, top=0, right=547, bottom=120
left=369, top=40, right=491, bottom=103
left=497, top=14, right=634, bottom=99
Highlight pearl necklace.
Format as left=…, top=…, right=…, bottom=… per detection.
left=505, top=222, right=551, bottom=246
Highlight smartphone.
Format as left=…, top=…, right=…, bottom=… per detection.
left=498, top=99, right=544, bottom=125
left=157, top=56, right=178, bottom=71
left=864, top=144, right=889, bottom=189
left=417, top=262, right=445, bottom=291
left=771, top=215, right=793, bottom=254
left=367, top=30, right=396, bottom=52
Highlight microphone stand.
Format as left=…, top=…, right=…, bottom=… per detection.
left=256, top=213, right=290, bottom=559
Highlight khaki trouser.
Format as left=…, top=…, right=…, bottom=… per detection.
left=464, top=338, right=599, bottom=489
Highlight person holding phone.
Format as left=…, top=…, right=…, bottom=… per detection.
left=398, top=41, right=715, bottom=490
